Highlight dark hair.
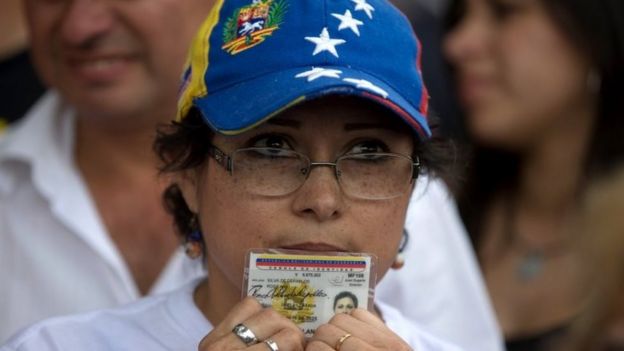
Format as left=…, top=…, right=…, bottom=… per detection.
left=446, top=0, right=624, bottom=246
left=154, top=108, right=214, bottom=239
left=155, top=100, right=458, bottom=239
left=333, top=291, right=358, bottom=310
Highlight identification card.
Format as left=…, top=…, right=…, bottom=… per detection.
left=244, top=249, right=377, bottom=338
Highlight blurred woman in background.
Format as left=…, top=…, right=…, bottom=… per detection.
left=443, top=0, right=624, bottom=349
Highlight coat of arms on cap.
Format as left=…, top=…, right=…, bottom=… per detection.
left=222, top=0, right=288, bottom=55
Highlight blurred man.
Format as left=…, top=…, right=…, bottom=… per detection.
left=0, top=0, right=215, bottom=341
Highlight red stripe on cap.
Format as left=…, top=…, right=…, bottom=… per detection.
left=415, top=39, right=430, bottom=119
left=361, top=92, right=427, bottom=138
left=417, top=38, right=423, bottom=70
left=419, top=85, right=429, bottom=118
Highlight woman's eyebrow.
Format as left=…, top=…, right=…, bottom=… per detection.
left=344, top=122, right=403, bottom=133
left=266, top=118, right=301, bottom=128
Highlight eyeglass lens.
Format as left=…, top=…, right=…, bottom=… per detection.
left=229, top=148, right=414, bottom=200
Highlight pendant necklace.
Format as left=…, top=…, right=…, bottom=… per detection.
left=516, top=249, right=545, bottom=282
left=504, top=195, right=569, bottom=283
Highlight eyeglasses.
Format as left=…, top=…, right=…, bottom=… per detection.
left=207, top=145, right=420, bottom=200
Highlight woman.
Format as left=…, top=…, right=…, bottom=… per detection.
left=2, top=0, right=462, bottom=350
left=443, top=0, right=624, bottom=349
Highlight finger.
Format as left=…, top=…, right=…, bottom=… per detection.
left=220, top=297, right=265, bottom=328
left=333, top=335, right=369, bottom=351
left=349, top=308, right=386, bottom=329
left=200, top=297, right=263, bottom=347
left=325, top=311, right=411, bottom=351
left=247, top=328, right=305, bottom=351
left=240, top=306, right=303, bottom=342
left=305, top=339, right=336, bottom=351
left=327, top=311, right=384, bottom=338
left=324, top=312, right=392, bottom=347
left=308, top=323, right=347, bottom=349
left=311, top=325, right=366, bottom=351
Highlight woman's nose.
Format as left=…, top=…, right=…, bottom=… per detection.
left=444, top=3, right=494, bottom=66
left=291, top=165, right=344, bottom=222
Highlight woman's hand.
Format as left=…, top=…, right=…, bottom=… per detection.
left=198, top=297, right=305, bottom=351
left=306, top=309, right=411, bottom=351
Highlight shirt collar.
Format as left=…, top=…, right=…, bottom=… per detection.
left=0, top=91, right=75, bottom=197
left=0, top=92, right=139, bottom=296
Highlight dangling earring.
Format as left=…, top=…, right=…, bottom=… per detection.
left=184, top=216, right=204, bottom=259
left=391, top=229, right=409, bottom=270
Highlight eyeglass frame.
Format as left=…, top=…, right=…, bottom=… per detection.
left=206, top=144, right=421, bottom=198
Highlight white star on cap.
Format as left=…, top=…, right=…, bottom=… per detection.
left=352, top=0, right=375, bottom=19
left=331, top=10, right=364, bottom=36
left=344, top=78, right=389, bottom=98
left=295, top=67, right=343, bottom=82
left=305, top=27, right=346, bottom=58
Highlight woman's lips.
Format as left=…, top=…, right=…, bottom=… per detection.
left=457, top=74, right=497, bottom=107
left=280, top=243, right=346, bottom=252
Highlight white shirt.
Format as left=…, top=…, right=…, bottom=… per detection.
left=1, top=280, right=464, bottom=351
left=376, top=178, right=504, bottom=351
left=0, top=92, right=205, bottom=342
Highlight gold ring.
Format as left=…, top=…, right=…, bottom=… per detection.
left=335, top=333, right=352, bottom=351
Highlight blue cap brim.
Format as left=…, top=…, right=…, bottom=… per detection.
left=193, top=66, right=430, bottom=139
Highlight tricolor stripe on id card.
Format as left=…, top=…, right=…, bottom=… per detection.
left=255, top=255, right=368, bottom=271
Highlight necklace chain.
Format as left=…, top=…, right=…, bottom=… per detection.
left=516, top=250, right=544, bottom=282
left=504, top=194, right=572, bottom=282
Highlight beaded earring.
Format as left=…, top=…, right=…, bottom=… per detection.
left=184, top=217, right=204, bottom=259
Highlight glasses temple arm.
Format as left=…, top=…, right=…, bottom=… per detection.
left=412, top=156, right=421, bottom=180
left=208, top=145, right=233, bottom=172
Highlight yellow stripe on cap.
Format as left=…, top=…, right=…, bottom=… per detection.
left=176, top=0, right=225, bottom=121
left=219, top=96, right=306, bottom=136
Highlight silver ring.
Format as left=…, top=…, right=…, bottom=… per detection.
left=232, top=323, right=259, bottom=346
left=264, top=339, right=279, bottom=351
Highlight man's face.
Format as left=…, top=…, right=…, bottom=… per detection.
left=25, top=0, right=214, bottom=120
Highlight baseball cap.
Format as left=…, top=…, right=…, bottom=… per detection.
left=177, top=0, right=431, bottom=139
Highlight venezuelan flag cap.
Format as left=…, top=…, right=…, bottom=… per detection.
left=177, top=0, right=430, bottom=139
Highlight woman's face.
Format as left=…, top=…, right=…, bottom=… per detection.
left=180, top=98, right=415, bottom=296
left=334, top=297, right=356, bottom=314
left=444, top=0, right=594, bottom=149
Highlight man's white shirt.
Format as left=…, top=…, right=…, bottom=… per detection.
left=0, top=92, right=205, bottom=342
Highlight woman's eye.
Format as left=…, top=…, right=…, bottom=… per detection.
left=251, top=135, right=292, bottom=149
left=349, top=141, right=386, bottom=154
